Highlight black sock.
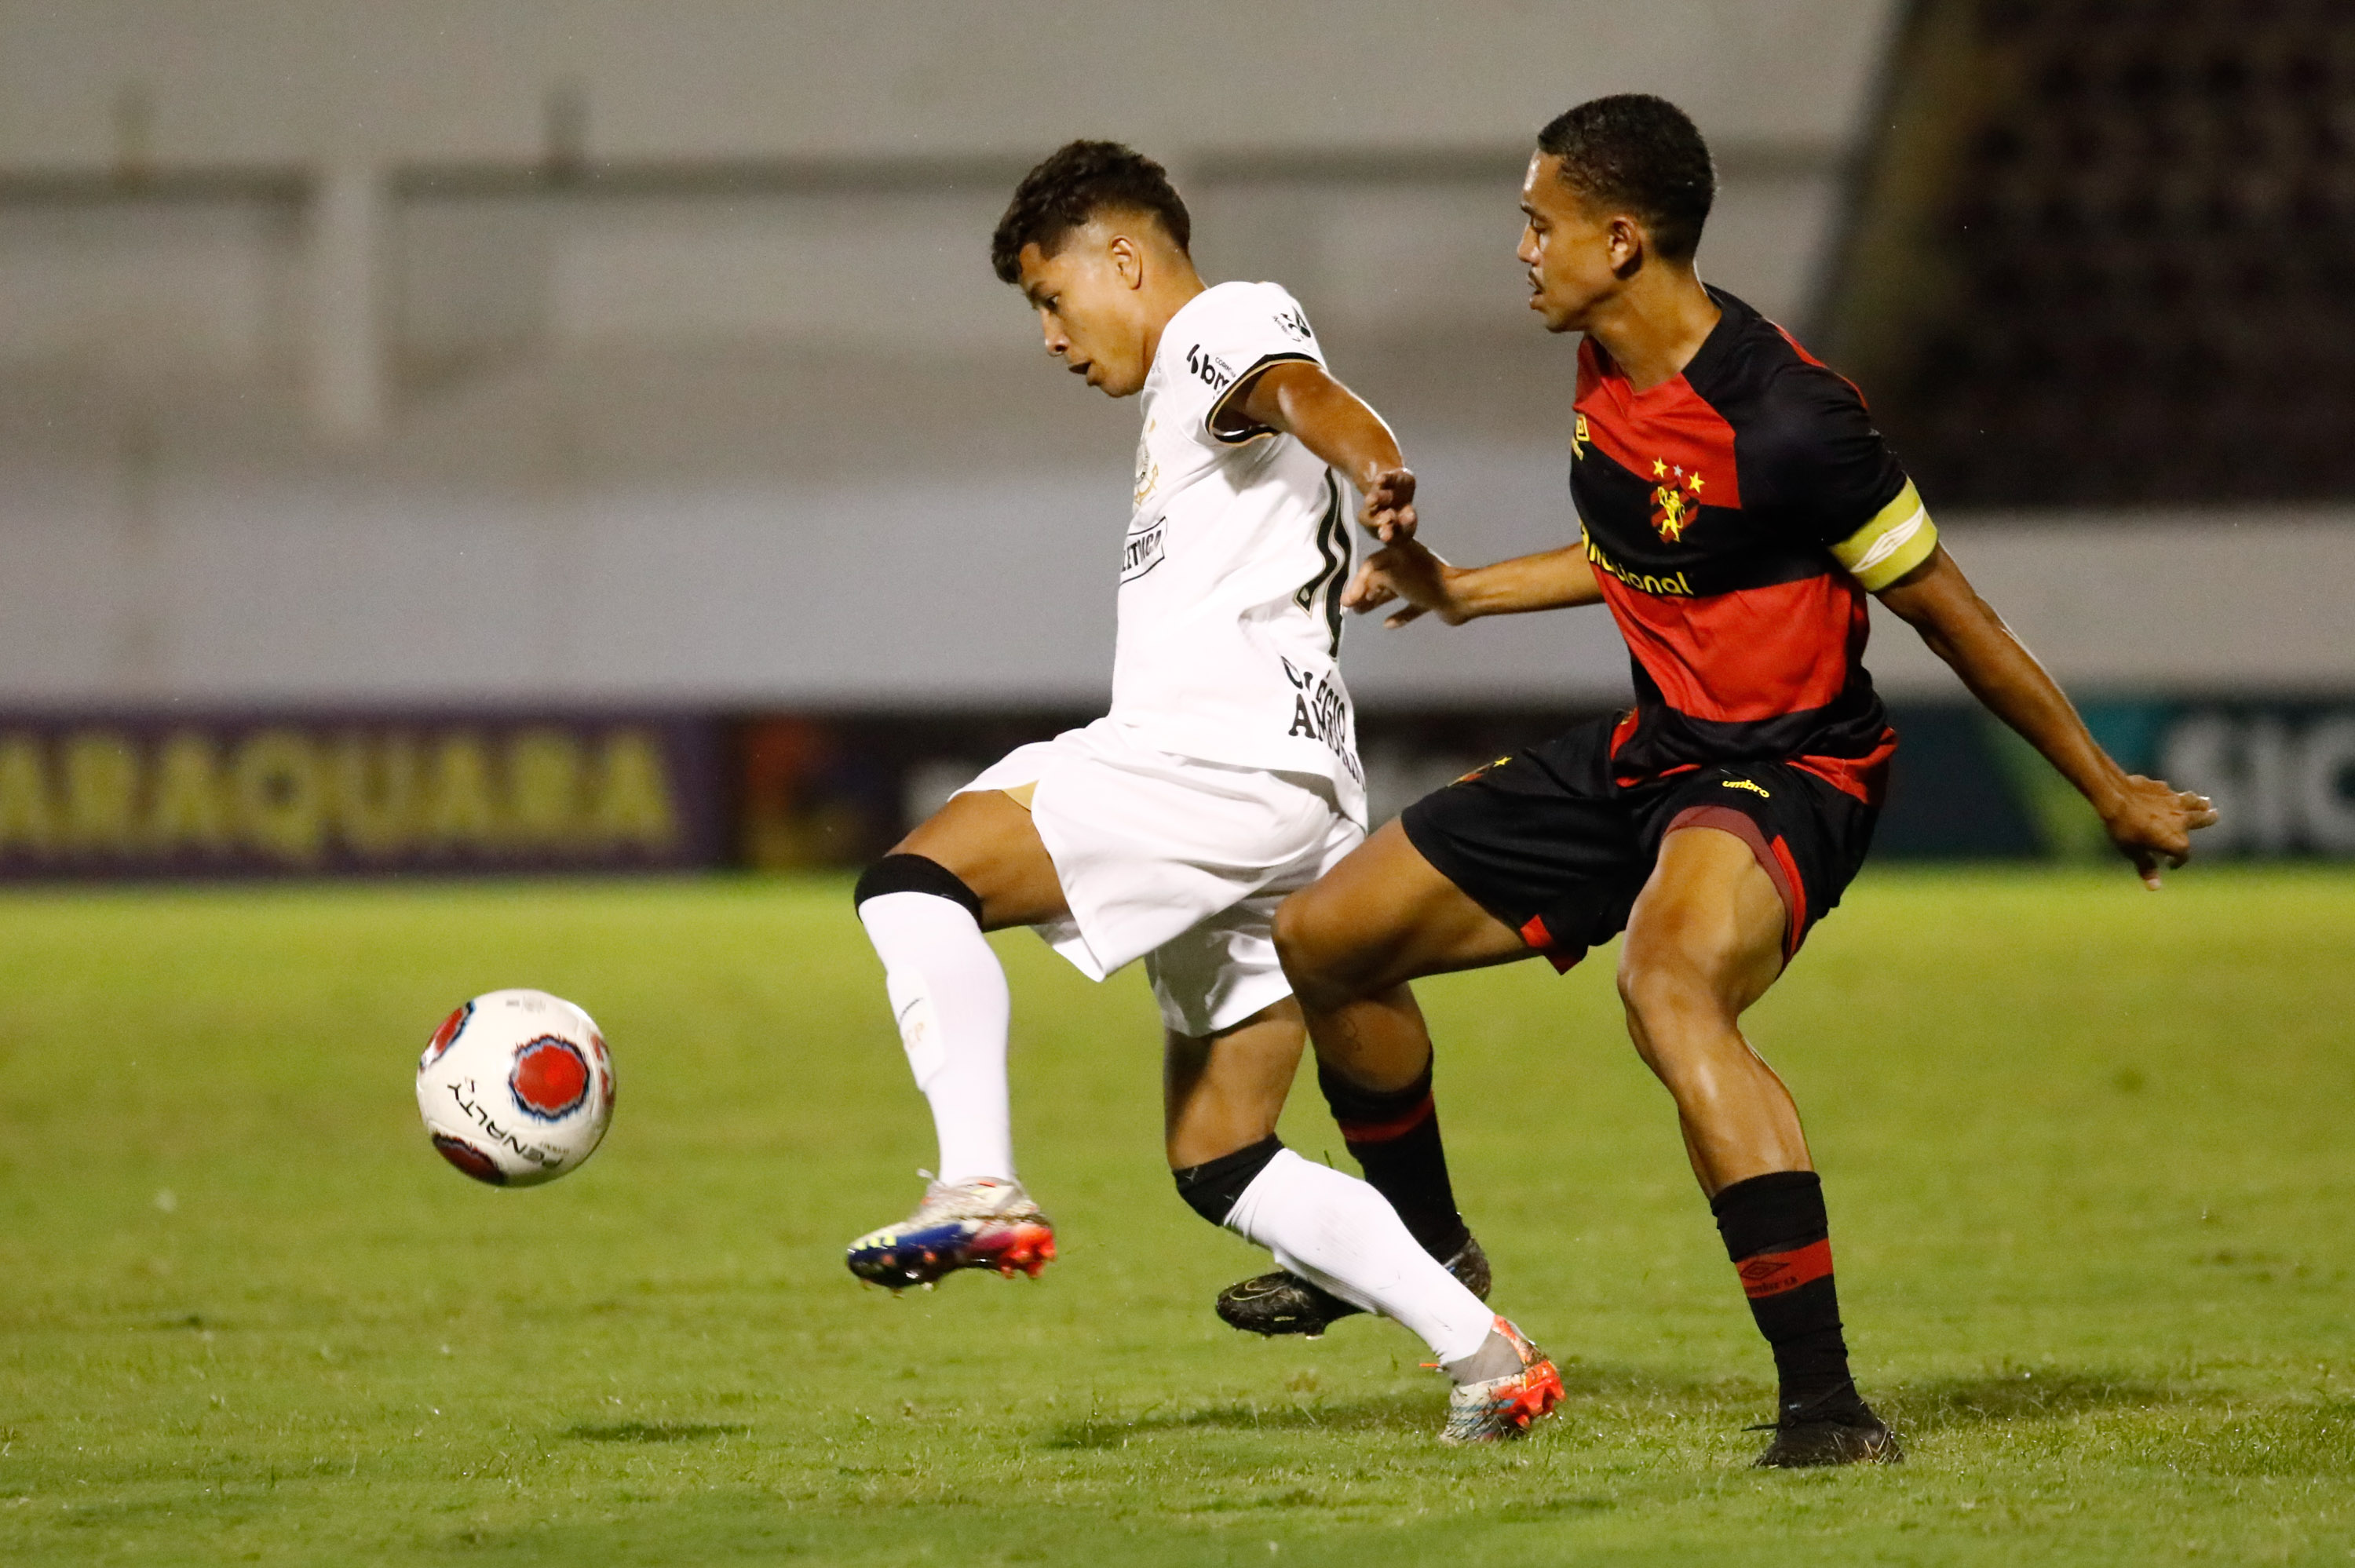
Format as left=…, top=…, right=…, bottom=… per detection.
left=1711, top=1171, right=1863, bottom=1420
left=1316, top=1059, right=1472, bottom=1262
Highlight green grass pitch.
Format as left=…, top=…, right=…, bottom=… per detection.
left=0, top=867, right=2350, bottom=1565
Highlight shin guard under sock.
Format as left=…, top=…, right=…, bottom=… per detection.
left=854, top=856, right=1013, bottom=1187
left=1316, top=1059, right=1473, bottom=1262
left=1711, top=1170, right=1862, bottom=1418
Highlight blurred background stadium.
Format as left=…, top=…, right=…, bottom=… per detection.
left=0, top=0, right=2348, bottom=878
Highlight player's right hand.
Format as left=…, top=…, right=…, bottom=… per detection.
left=2101, top=775, right=2219, bottom=890
left=1344, top=540, right=1470, bottom=628
left=1358, top=467, right=1418, bottom=544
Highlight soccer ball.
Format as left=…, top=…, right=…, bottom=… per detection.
left=416, top=989, right=615, bottom=1187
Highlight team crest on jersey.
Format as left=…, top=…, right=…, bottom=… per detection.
left=1134, top=420, right=1159, bottom=506
left=1648, top=457, right=1707, bottom=542
left=509, top=1036, right=590, bottom=1121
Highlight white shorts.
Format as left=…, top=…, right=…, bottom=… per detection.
left=957, top=718, right=1364, bottom=1037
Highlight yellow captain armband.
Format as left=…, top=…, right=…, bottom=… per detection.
left=1830, top=480, right=1938, bottom=591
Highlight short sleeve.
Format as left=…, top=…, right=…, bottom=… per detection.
left=1744, top=366, right=1937, bottom=591
left=1163, top=284, right=1327, bottom=447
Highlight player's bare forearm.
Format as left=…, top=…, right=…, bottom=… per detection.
left=1443, top=545, right=1605, bottom=616
left=1229, top=361, right=1417, bottom=542
left=1877, top=545, right=2216, bottom=886
left=1343, top=540, right=1603, bottom=629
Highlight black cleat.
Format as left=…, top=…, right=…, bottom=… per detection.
left=1215, top=1237, right=1492, bottom=1337
left=1751, top=1397, right=1904, bottom=1468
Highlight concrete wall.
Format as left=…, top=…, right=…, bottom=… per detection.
left=0, top=1, right=1897, bottom=167
left=0, top=0, right=1896, bottom=395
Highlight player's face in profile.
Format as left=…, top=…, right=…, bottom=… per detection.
left=1517, top=153, right=1626, bottom=333
left=1016, top=229, right=1151, bottom=398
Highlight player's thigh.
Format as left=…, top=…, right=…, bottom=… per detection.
left=1163, top=997, right=1306, bottom=1169
left=1273, top=819, right=1531, bottom=1001
left=893, top=788, right=1068, bottom=929
left=1617, top=826, right=1787, bottom=1031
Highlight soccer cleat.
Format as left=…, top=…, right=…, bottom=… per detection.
left=1437, top=1316, right=1565, bottom=1445
left=844, top=1176, right=1056, bottom=1291
left=1215, top=1237, right=1492, bottom=1337
left=1751, top=1397, right=1904, bottom=1468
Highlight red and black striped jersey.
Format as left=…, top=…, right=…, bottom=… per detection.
left=1570, top=288, right=1937, bottom=806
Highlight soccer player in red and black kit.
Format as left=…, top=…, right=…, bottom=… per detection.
left=1245, top=96, right=2219, bottom=1466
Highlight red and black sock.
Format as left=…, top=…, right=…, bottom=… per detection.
left=1711, top=1170, right=1864, bottom=1420
left=1316, top=1059, right=1473, bottom=1263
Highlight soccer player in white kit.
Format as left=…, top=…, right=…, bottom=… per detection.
left=844, top=142, right=1561, bottom=1442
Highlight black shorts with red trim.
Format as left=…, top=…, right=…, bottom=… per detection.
left=1398, top=714, right=1878, bottom=972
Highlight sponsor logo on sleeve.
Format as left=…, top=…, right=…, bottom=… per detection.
left=1274, top=305, right=1314, bottom=342
left=1184, top=344, right=1236, bottom=393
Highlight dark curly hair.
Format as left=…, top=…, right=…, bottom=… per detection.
left=990, top=140, right=1192, bottom=284
left=1536, top=95, right=1715, bottom=263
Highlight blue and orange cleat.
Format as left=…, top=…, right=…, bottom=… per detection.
left=845, top=1176, right=1057, bottom=1292
left=1437, top=1316, right=1565, bottom=1445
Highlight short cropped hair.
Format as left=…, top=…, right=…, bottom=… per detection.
left=990, top=140, right=1192, bottom=284
left=1536, top=95, right=1715, bottom=263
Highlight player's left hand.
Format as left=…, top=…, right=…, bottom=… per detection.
left=1358, top=468, right=1418, bottom=544
left=1344, top=538, right=1469, bottom=627
left=2101, top=775, right=2220, bottom=889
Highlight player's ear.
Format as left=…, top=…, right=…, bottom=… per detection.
left=1608, top=215, right=1645, bottom=280
left=1107, top=232, right=1145, bottom=290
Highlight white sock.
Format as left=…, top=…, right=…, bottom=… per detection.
left=856, top=890, right=1014, bottom=1186
left=1225, top=1147, right=1495, bottom=1365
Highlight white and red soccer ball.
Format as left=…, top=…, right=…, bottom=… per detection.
left=416, top=989, right=615, bottom=1187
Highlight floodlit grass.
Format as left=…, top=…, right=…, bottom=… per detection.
left=0, top=866, right=2350, bottom=1565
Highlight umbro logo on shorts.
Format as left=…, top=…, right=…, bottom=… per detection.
left=1722, top=779, right=1771, bottom=798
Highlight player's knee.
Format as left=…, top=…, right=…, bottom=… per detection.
left=1615, top=946, right=1715, bottom=1040
left=1272, top=892, right=1353, bottom=1011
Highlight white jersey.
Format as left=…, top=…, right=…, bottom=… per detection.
left=1111, top=281, right=1365, bottom=824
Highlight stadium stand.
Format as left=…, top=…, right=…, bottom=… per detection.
left=1825, top=0, right=2355, bottom=505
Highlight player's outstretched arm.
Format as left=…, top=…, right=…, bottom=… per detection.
left=1342, top=538, right=1604, bottom=629
left=1876, top=545, right=2218, bottom=888
left=1225, top=361, right=1420, bottom=542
